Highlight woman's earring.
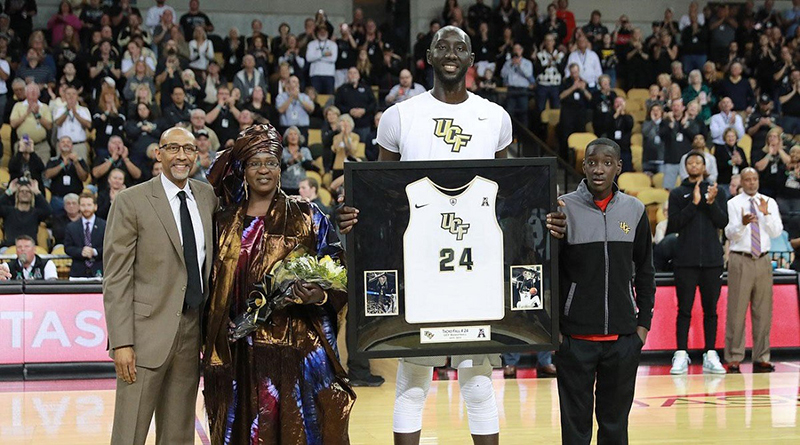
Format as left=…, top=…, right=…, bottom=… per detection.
left=244, top=181, right=249, bottom=200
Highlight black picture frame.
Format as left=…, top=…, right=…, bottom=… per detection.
left=345, top=158, right=559, bottom=359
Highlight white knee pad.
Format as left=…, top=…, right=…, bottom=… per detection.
left=393, top=361, right=434, bottom=433
left=458, top=361, right=499, bottom=435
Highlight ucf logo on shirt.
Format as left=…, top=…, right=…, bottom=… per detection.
left=432, top=118, right=472, bottom=153
left=441, top=212, right=470, bottom=240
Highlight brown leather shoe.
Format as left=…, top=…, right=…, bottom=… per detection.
left=727, top=362, right=741, bottom=373
left=753, top=361, right=776, bottom=373
left=537, top=364, right=557, bottom=378
left=503, top=365, right=517, bottom=379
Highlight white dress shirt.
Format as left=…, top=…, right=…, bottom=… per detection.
left=564, top=49, right=602, bottom=87
left=725, top=192, right=784, bottom=253
left=161, top=174, right=206, bottom=290
left=709, top=112, right=745, bottom=145
left=53, top=105, right=91, bottom=144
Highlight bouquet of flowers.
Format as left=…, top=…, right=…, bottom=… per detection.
left=229, top=245, right=347, bottom=342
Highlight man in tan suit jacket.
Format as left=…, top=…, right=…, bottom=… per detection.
left=103, top=127, right=218, bottom=445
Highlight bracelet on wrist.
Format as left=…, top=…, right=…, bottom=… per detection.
left=314, top=290, right=329, bottom=306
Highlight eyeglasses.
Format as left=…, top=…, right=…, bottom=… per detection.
left=246, top=160, right=280, bottom=170
left=159, top=143, right=198, bottom=154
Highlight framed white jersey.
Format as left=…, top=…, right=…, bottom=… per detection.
left=403, top=176, right=504, bottom=323
left=345, top=158, right=558, bottom=360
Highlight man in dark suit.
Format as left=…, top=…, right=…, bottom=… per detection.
left=64, top=191, right=106, bottom=278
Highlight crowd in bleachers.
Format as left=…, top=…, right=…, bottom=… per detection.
left=2, top=0, right=800, bottom=280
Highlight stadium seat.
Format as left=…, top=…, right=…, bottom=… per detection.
left=305, top=171, right=323, bottom=188
left=315, top=94, right=332, bottom=108
left=613, top=88, right=627, bottom=99
left=0, top=167, right=9, bottom=188
left=312, top=156, right=326, bottom=173
left=568, top=132, right=596, bottom=169
left=627, top=88, right=650, bottom=101
left=652, top=172, right=665, bottom=188
left=308, top=129, right=322, bottom=146
left=540, top=109, right=560, bottom=125
left=618, top=172, right=651, bottom=193
left=636, top=187, right=670, bottom=205
left=739, top=133, right=753, bottom=163
left=629, top=108, right=647, bottom=123
left=541, top=109, right=561, bottom=148
left=354, top=143, right=366, bottom=159
left=631, top=144, right=643, bottom=172
left=656, top=205, right=667, bottom=223
left=37, top=223, right=52, bottom=249
left=631, top=133, right=643, bottom=147
left=317, top=187, right=332, bottom=207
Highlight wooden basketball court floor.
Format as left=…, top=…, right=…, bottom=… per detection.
left=1, top=359, right=799, bottom=444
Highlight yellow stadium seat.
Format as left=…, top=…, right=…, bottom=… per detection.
left=305, top=170, right=323, bottom=188
left=541, top=109, right=560, bottom=125
left=652, top=172, right=665, bottom=189
left=629, top=108, right=647, bottom=123
left=631, top=133, right=643, bottom=147
left=51, top=245, right=65, bottom=255
left=312, top=156, right=326, bottom=173
left=308, top=129, right=322, bottom=146
left=0, top=167, right=9, bottom=187
left=618, top=172, right=651, bottom=192
left=627, top=88, right=650, bottom=101
left=739, top=134, right=753, bottom=164
left=568, top=132, right=597, bottom=169
left=37, top=223, right=51, bottom=249
left=613, top=88, right=627, bottom=99
left=35, top=246, right=48, bottom=255
left=631, top=144, right=643, bottom=172
left=315, top=94, right=332, bottom=108
left=4, top=246, right=15, bottom=256
left=317, top=187, right=332, bottom=207
left=656, top=206, right=667, bottom=223
left=322, top=172, right=332, bottom=188
left=354, top=143, right=366, bottom=159
left=636, top=187, right=670, bottom=205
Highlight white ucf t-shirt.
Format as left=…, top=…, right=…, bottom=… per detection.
left=403, top=176, right=505, bottom=323
left=377, top=91, right=513, bottom=160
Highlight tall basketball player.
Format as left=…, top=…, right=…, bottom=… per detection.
left=339, top=25, right=567, bottom=445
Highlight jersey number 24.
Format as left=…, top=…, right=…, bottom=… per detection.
left=439, top=248, right=473, bottom=271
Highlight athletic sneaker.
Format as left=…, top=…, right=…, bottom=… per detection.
left=670, top=350, right=690, bottom=375
left=703, top=350, right=726, bottom=374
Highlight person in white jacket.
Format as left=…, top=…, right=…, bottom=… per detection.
left=305, top=24, right=338, bottom=94
left=189, top=26, right=214, bottom=71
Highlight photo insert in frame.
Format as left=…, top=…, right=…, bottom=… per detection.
left=364, top=270, right=399, bottom=316
left=510, top=265, right=543, bottom=311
